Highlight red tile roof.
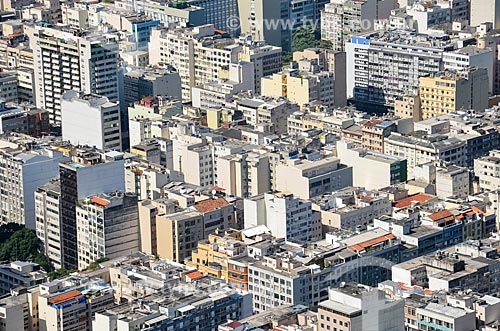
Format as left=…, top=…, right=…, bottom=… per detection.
left=186, top=271, right=204, bottom=280
left=224, top=321, right=243, bottom=329
left=428, top=210, right=453, bottom=222
left=49, top=290, right=83, bottom=305
left=194, top=198, right=229, bottom=213
left=349, top=233, right=396, bottom=252
left=91, top=196, right=110, bottom=207
left=393, top=194, right=435, bottom=209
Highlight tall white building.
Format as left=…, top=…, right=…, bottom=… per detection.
left=443, top=46, right=495, bottom=93
left=76, top=192, right=140, bottom=270
left=470, top=0, right=500, bottom=29
left=149, top=24, right=240, bottom=102
left=26, top=25, right=119, bottom=124
left=244, top=192, right=322, bottom=243
left=346, top=32, right=447, bottom=110
left=321, top=0, right=396, bottom=51
left=35, top=179, right=63, bottom=269
left=0, top=147, right=67, bottom=229
left=61, top=90, right=122, bottom=151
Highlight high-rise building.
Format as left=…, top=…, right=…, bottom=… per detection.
left=318, top=284, right=405, bottom=331
left=26, top=25, right=119, bottom=124
left=321, top=0, right=396, bottom=51
left=470, top=0, right=500, bottom=29
left=189, top=0, right=240, bottom=33
left=76, top=192, right=140, bottom=270
left=123, top=66, right=182, bottom=106
left=237, top=37, right=282, bottom=95
left=0, top=71, right=18, bottom=103
left=149, top=24, right=240, bottom=102
left=261, top=62, right=336, bottom=109
left=35, top=179, right=63, bottom=270
left=419, top=68, right=489, bottom=120
left=0, top=147, right=67, bottom=229
left=61, top=91, right=122, bottom=152
left=59, top=149, right=125, bottom=269
left=443, top=46, right=495, bottom=93
left=346, top=32, right=448, bottom=111
left=244, top=192, right=322, bottom=243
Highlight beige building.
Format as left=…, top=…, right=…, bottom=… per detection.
left=394, top=94, right=422, bottom=121
left=238, top=38, right=282, bottom=94
left=293, top=48, right=347, bottom=106
left=475, top=150, right=500, bottom=192
left=435, top=165, right=470, bottom=199
left=156, top=209, right=204, bottom=262
left=149, top=24, right=240, bottom=102
left=216, top=151, right=270, bottom=198
left=275, top=156, right=353, bottom=199
left=419, top=68, right=489, bottom=120
left=237, top=97, right=299, bottom=134
left=318, top=284, right=404, bottom=331
left=261, top=63, right=335, bottom=109
left=38, top=280, right=114, bottom=331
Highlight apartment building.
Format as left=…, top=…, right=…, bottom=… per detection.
left=238, top=37, right=282, bottom=94
left=293, top=48, right=347, bottom=106
left=0, top=261, right=47, bottom=295
left=470, top=0, right=500, bottom=29
left=185, top=229, right=250, bottom=290
left=0, top=102, right=49, bottom=137
left=394, top=94, right=422, bottom=121
left=0, top=147, right=66, bottom=229
left=238, top=97, right=299, bottom=134
left=0, top=71, right=17, bottom=103
left=189, top=0, right=239, bottom=32
left=123, top=66, right=182, bottom=105
left=275, top=156, right=353, bottom=199
left=172, top=135, right=214, bottom=188
left=392, top=240, right=500, bottom=293
left=420, top=68, right=489, bottom=120
left=244, top=192, right=322, bottom=243
left=321, top=0, right=396, bottom=51
left=38, top=279, right=114, bottom=331
left=149, top=24, right=240, bottom=102
left=94, top=283, right=252, bottom=331
left=406, top=1, right=451, bottom=33
left=416, top=303, right=476, bottom=331
left=35, top=179, right=63, bottom=269
left=318, top=284, right=404, bottom=331
left=156, top=209, right=204, bottom=262
left=383, top=132, right=467, bottom=179
left=238, top=0, right=329, bottom=50
left=26, top=25, right=119, bottom=124
left=475, top=150, right=500, bottom=192
left=346, top=31, right=448, bottom=110
left=261, top=62, right=335, bottom=109
left=61, top=91, right=122, bottom=152
left=115, top=0, right=205, bottom=26
left=191, top=61, right=255, bottom=111
left=59, top=150, right=126, bottom=269
left=216, top=151, right=271, bottom=198
left=128, top=95, right=182, bottom=121
left=76, top=192, right=140, bottom=270
left=311, top=187, right=392, bottom=231
left=443, top=46, right=495, bottom=93
left=337, top=140, right=407, bottom=190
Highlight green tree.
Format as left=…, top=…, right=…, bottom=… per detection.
left=0, top=226, right=53, bottom=272
left=291, top=26, right=334, bottom=53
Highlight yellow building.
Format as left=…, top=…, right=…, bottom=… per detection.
left=185, top=229, right=249, bottom=290
left=419, top=67, right=488, bottom=120
left=261, top=65, right=335, bottom=109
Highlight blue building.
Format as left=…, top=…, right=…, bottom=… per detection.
left=130, top=18, right=160, bottom=50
